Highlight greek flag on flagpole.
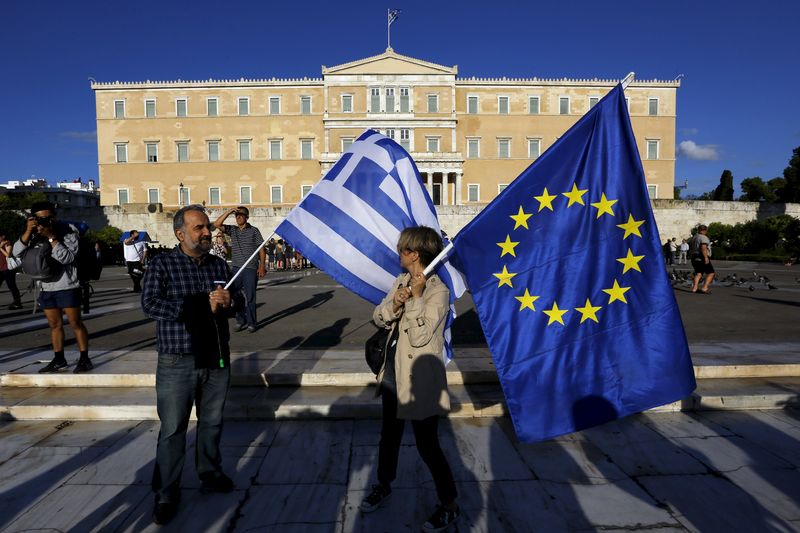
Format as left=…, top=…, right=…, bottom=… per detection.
left=276, top=129, right=466, bottom=361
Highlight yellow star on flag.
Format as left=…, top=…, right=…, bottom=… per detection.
left=493, top=265, right=517, bottom=288
left=534, top=187, right=557, bottom=212
left=562, top=183, right=588, bottom=207
left=616, top=248, right=645, bottom=274
left=497, top=235, right=520, bottom=257
left=616, top=214, right=646, bottom=239
left=575, top=298, right=602, bottom=324
left=510, top=206, right=533, bottom=230
left=515, top=289, right=540, bottom=311
left=543, top=301, right=568, bottom=326
left=602, top=279, right=631, bottom=304
left=590, top=193, right=618, bottom=218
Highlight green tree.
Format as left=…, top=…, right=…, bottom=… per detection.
left=712, top=170, right=734, bottom=201
left=0, top=191, right=48, bottom=211
left=779, top=146, right=800, bottom=203
left=739, top=177, right=777, bottom=202
left=92, top=226, right=123, bottom=246
left=673, top=186, right=681, bottom=199
left=0, top=211, right=26, bottom=241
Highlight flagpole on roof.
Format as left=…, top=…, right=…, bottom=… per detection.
left=387, top=9, right=391, bottom=50
left=621, top=72, right=635, bottom=89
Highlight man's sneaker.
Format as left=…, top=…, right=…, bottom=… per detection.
left=200, top=472, right=234, bottom=493
left=247, top=326, right=257, bottom=333
left=422, top=504, right=460, bottom=531
left=234, top=323, right=247, bottom=332
left=359, top=484, right=391, bottom=513
left=39, top=359, right=68, bottom=373
left=7, top=302, right=22, bottom=310
left=152, top=499, right=178, bottom=525
left=73, top=359, right=94, bottom=373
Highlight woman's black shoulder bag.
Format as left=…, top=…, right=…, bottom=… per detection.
left=365, top=327, right=390, bottom=375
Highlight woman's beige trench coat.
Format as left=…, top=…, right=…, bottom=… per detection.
left=372, top=273, right=451, bottom=420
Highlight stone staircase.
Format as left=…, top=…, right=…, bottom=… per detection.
left=1, top=343, right=799, bottom=421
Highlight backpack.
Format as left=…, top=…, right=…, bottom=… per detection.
left=19, top=237, right=60, bottom=281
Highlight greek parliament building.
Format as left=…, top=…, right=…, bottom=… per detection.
left=92, top=49, right=679, bottom=208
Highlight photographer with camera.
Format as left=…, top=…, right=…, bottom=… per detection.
left=123, top=229, right=148, bottom=293
left=12, top=201, right=92, bottom=373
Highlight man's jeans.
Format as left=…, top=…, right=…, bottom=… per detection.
left=152, top=353, right=230, bottom=503
left=232, top=267, right=258, bottom=328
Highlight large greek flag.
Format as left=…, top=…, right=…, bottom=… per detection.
left=276, top=129, right=466, bottom=360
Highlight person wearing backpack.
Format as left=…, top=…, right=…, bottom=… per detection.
left=0, top=233, right=23, bottom=309
left=12, top=201, right=93, bottom=373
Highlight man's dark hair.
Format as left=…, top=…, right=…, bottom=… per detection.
left=130, top=229, right=138, bottom=234
left=237, top=206, right=250, bottom=217
left=173, top=204, right=206, bottom=232
left=31, top=201, right=56, bottom=215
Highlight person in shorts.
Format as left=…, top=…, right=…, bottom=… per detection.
left=13, top=201, right=93, bottom=373
left=690, top=224, right=715, bottom=294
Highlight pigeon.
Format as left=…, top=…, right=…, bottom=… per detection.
left=749, top=285, right=755, bottom=292
left=768, top=283, right=778, bottom=290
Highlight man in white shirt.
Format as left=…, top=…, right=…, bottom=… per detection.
left=123, top=230, right=148, bottom=293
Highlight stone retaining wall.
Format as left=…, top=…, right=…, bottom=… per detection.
left=57, top=200, right=800, bottom=246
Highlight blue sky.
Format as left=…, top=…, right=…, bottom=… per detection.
left=1, top=0, right=797, bottom=197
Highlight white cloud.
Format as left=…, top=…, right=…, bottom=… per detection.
left=681, top=127, right=699, bottom=136
left=59, top=130, right=97, bottom=142
left=677, top=140, right=719, bottom=161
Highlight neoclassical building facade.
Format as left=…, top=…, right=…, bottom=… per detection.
left=93, top=49, right=679, bottom=207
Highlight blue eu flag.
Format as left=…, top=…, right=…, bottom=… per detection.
left=451, top=85, right=696, bottom=442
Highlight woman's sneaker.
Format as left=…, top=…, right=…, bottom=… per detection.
left=422, top=504, right=460, bottom=531
left=359, top=484, right=391, bottom=513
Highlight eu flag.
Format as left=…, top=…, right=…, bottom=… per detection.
left=451, top=84, right=696, bottom=442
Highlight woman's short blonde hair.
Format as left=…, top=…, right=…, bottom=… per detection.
left=397, top=226, right=443, bottom=267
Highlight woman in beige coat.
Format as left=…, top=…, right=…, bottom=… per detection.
left=359, top=226, right=459, bottom=531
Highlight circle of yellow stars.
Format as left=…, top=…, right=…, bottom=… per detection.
left=493, top=184, right=647, bottom=327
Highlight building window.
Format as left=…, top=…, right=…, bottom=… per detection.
left=498, top=138, right=511, bottom=159
left=300, top=96, right=312, bottom=115
left=426, top=137, right=440, bottom=153
left=341, top=137, right=354, bottom=152
left=385, top=87, right=395, bottom=112
left=146, top=142, right=158, bottom=163
left=427, top=94, right=438, bottom=113
left=498, top=184, right=508, bottom=194
left=385, top=129, right=395, bottom=140
left=177, top=142, right=189, bottom=162
left=148, top=188, right=160, bottom=204
left=176, top=98, right=187, bottom=117
left=114, top=100, right=125, bottom=119
left=648, top=98, right=658, bottom=116
left=238, top=140, right=251, bottom=161
left=300, top=139, right=313, bottom=160
left=529, top=96, right=540, bottom=114
left=208, top=141, right=220, bottom=162
left=145, top=99, right=156, bottom=118
left=269, top=96, right=281, bottom=115
left=528, top=138, right=541, bottom=159
left=467, top=138, right=480, bottom=158
left=498, top=96, right=509, bottom=114
left=117, top=189, right=129, bottom=204
left=559, top=97, right=570, bottom=115
left=269, top=139, right=282, bottom=160
left=179, top=186, right=190, bottom=205
left=370, top=88, right=380, bottom=113
left=207, top=98, right=218, bottom=117
left=399, top=129, right=410, bottom=151
left=589, top=97, right=599, bottom=109
left=647, top=139, right=660, bottom=160
left=209, top=187, right=221, bottom=205
left=467, top=95, right=478, bottom=114
left=467, top=184, right=480, bottom=202
left=647, top=185, right=657, bottom=198
left=240, top=186, right=252, bottom=204
left=342, top=94, right=353, bottom=113
left=115, top=143, right=127, bottom=163
left=238, top=97, right=249, bottom=116
left=399, top=87, right=410, bottom=112
left=271, top=185, right=283, bottom=204
left=301, top=184, right=313, bottom=198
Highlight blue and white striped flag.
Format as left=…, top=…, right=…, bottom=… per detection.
left=276, top=129, right=466, bottom=361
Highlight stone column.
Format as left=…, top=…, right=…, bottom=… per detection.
left=455, top=171, right=462, bottom=205
left=424, top=172, right=433, bottom=199
left=441, top=172, right=449, bottom=206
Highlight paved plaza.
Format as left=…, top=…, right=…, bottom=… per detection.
left=0, top=261, right=799, bottom=531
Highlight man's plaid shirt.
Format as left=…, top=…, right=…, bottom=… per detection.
left=142, top=245, right=242, bottom=364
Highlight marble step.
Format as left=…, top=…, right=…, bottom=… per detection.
left=2, top=346, right=799, bottom=388
left=2, top=377, right=800, bottom=421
